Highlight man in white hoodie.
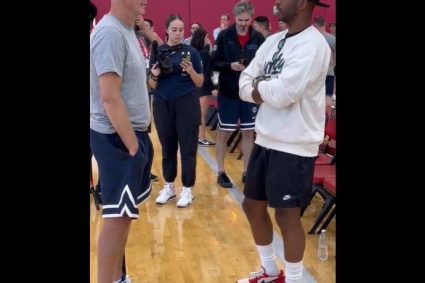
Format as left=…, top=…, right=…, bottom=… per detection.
left=238, top=0, right=331, bottom=283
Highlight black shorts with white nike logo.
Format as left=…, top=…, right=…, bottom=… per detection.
left=244, top=144, right=314, bottom=208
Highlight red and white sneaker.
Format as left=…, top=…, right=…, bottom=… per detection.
left=247, top=266, right=285, bottom=283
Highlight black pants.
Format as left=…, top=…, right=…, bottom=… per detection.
left=153, top=93, right=200, bottom=187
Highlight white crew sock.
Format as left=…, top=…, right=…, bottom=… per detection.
left=284, top=259, right=303, bottom=282
left=256, top=243, right=279, bottom=276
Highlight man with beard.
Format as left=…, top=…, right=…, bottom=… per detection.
left=238, top=0, right=331, bottom=282
left=211, top=0, right=265, bottom=189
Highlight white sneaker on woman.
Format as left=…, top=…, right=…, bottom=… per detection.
left=155, top=183, right=176, bottom=204
left=176, top=187, right=194, bottom=208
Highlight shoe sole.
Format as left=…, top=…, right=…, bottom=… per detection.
left=218, top=182, right=233, bottom=188
left=155, top=195, right=177, bottom=204
left=235, top=277, right=283, bottom=283
left=177, top=198, right=194, bottom=208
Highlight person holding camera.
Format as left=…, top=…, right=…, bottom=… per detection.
left=210, top=0, right=265, bottom=189
left=148, top=14, right=204, bottom=208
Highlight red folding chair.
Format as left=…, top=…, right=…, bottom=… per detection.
left=301, top=164, right=336, bottom=234
left=317, top=177, right=336, bottom=232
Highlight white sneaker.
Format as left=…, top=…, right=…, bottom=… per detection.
left=155, top=183, right=176, bottom=204
left=176, top=187, right=194, bottom=208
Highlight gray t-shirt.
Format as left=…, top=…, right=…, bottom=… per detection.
left=183, top=37, right=192, bottom=46
left=90, top=14, right=150, bottom=134
left=323, top=32, right=336, bottom=76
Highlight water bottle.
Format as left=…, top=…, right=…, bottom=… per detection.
left=318, top=229, right=328, bottom=261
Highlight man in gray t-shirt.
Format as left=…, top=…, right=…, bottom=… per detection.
left=314, top=17, right=336, bottom=96
left=90, top=0, right=153, bottom=282
left=90, top=17, right=150, bottom=133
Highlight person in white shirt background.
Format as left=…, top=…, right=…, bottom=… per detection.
left=213, top=14, right=230, bottom=41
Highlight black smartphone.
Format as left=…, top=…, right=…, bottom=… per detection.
left=239, top=58, right=247, bottom=66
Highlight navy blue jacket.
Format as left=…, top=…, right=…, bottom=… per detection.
left=211, top=24, right=265, bottom=100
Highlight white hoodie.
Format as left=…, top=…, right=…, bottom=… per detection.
left=239, top=26, right=331, bottom=157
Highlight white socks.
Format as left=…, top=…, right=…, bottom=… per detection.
left=284, top=260, right=303, bottom=283
left=256, top=244, right=279, bottom=276
left=166, top=182, right=175, bottom=192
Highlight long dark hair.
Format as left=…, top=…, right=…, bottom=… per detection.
left=190, top=28, right=207, bottom=51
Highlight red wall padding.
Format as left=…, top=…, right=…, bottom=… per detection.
left=92, top=0, right=335, bottom=42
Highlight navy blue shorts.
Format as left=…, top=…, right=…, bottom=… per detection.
left=217, top=95, right=258, bottom=131
left=90, top=129, right=153, bottom=219
left=325, top=75, right=335, bottom=96
left=244, top=144, right=315, bottom=208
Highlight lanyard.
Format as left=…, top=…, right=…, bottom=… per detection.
left=137, top=35, right=149, bottom=60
